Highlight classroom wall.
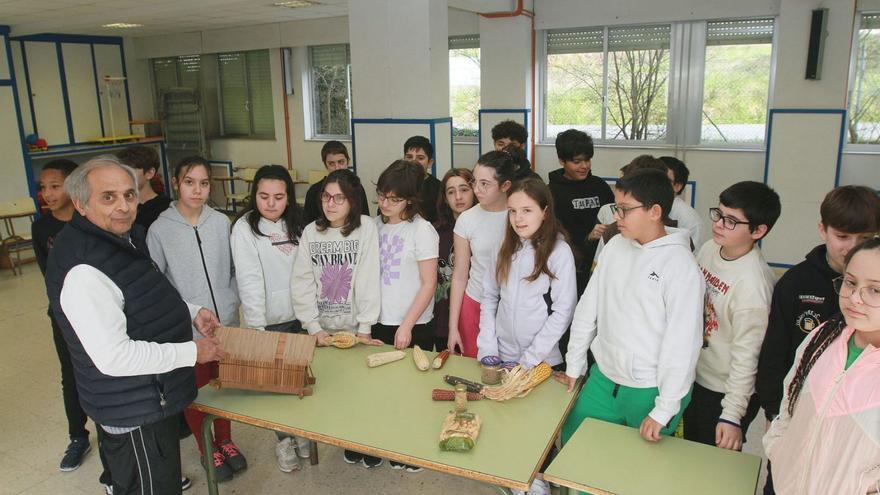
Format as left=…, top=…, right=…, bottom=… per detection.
left=121, top=0, right=878, bottom=231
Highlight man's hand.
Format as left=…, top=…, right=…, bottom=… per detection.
left=715, top=422, right=743, bottom=451
left=553, top=371, right=577, bottom=393
left=588, top=224, right=608, bottom=241
left=195, top=337, right=225, bottom=363
left=394, top=325, right=413, bottom=349
left=357, top=334, right=384, bottom=346
left=193, top=308, right=220, bottom=338
left=639, top=416, right=663, bottom=442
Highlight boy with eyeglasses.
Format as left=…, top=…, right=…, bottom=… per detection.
left=559, top=169, right=704, bottom=444
left=754, top=185, right=878, bottom=494
left=682, top=181, right=780, bottom=451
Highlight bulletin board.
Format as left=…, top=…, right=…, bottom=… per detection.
left=761, top=109, right=845, bottom=268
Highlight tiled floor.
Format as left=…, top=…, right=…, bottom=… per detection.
left=0, top=264, right=767, bottom=494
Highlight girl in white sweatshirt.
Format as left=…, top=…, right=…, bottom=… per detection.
left=478, top=178, right=577, bottom=371
left=290, top=169, right=383, bottom=468
left=146, top=156, right=245, bottom=482
left=230, top=165, right=310, bottom=474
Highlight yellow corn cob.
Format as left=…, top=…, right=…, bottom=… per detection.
left=412, top=345, right=430, bottom=371
left=527, top=363, right=552, bottom=389
left=330, top=331, right=357, bottom=349
left=366, top=350, right=406, bottom=367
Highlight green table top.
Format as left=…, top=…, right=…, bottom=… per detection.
left=193, top=345, right=578, bottom=490
left=543, top=418, right=762, bottom=495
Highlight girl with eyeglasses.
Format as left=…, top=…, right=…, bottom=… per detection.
left=763, top=237, right=880, bottom=495
left=290, top=169, right=383, bottom=467
left=433, top=168, right=475, bottom=351
left=373, top=160, right=439, bottom=355
left=447, top=151, right=517, bottom=357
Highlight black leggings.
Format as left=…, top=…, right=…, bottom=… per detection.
left=371, top=321, right=435, bottom=349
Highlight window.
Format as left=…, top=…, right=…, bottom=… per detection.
left=309, top=44, right=352, bottom=137
left=449, top=35, right=480, bottom=139
left=848, top=13, right=880, bottom=144
left=543, top=18, right=775, bottom=146
left=217, top=50, right=274, bottom=138
left=151, top=55, right=202, bottom=104
left=701, top=19, right=774, bottom=144
left=546, top=25, right=671, bottom=142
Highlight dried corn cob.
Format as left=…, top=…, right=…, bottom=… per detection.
left=443, top=375, right=483, bottom=393
left=366, top=350, right=406, bottom=367
left=432, top=388, right=482, bottom=401
left=528, top=362, right=553, bottom=388
left=412, top=345, right=430, bottom=371
left=330, top=331, right=357, bottom=349
left=481, top=365, right=532, bottom=401
left=432, top=350, right=450, bottom=369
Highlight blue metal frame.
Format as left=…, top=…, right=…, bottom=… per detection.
left=91, top=44, right=105, bottom=137
left=763, top=108, right=846, bottom=187
left=349, top=117, right=454, bottom=177
left=761, top=108, right=846, bottom=268
left=55, top=42, right=76, bottom=144
left=601, top=176, right=697, bottom=208
left=478, top=108, right=531, bottom=156
left=13, top=33, right=130, bottom=145
left=2, top=26, right=38, bottom=204
left=18, top=41, right=37, bottom=136
left=11, top=33, right=122, bottom=45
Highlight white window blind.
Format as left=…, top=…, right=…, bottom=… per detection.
left=546, top=28, right=603, bottom=54
left=218, top=50, right=274, bottom=138
left=449, top=34, right=479, bottom=50
left=707, top=18, right=774, bottom=46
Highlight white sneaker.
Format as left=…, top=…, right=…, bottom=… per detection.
left=275, top=438, right=301, bottom=473
left=294, top=436, right=311, bottom=459
left=103, top=484, right=113, bottom=495
left=527, top=478, right=550, bottom=495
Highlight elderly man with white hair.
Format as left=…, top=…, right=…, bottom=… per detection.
left=44, top=155, right=225, bottom=495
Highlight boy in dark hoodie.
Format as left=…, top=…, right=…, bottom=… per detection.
left=755, top=184, right=878, bottom=494
left=548, top=129, right=613, bottom=297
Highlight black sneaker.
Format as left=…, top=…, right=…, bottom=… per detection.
left=343, top=450, right=363, bottom=464
left=390, top=461, right=406, bottom=470
left=201, top=450, right=234, bottom=483
left=218, top=440, right=247, bottom=473
left=361, top=455, right=384, bottom=468
left=181, top=477, right=192, bottom=491
left=59, top=437, right=91, bottom=472
left=390, top=461, right=422, bottom=472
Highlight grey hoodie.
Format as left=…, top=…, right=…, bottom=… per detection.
left=147, top=202, right=239, bottom=334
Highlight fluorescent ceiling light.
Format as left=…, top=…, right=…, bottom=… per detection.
left=102, top=23, right=144, bottom=28
left=273, top=1, right=318, bottom=8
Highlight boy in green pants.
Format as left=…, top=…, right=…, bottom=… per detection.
left=557, top=169, right=704, bottom=443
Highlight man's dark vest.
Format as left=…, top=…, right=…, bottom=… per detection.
left=45, top=213, right=196, bottom=427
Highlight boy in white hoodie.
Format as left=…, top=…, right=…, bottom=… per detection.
left=683, top=181, right=780, bottom=451
left=559, top=168, right=704, bottom=444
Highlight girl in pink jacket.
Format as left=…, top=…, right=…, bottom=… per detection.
left=763, top=237, right=880, bottom=495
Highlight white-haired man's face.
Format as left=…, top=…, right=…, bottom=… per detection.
left=73, top=166, right=138, bottom=236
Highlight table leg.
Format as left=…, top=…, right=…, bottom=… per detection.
left=309, top=440, right=319, bottom=465
left=201, top=414, right=219, bottom=495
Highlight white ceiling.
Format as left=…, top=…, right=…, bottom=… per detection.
left=0, top=0, right=516, bottom=37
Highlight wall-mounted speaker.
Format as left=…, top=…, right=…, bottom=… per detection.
left=805, top=8, right=828, bottom=80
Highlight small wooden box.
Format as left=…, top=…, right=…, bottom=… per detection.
left=212, top=326, right=317, bottom=397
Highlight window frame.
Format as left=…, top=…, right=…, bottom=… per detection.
left=306, top=43, right=353, bottom=140
left=449, top=34, right=481, bottom=143
left=845, top=11, right=880, bottom=152
left=216, top=49, right=275, bottom=140
left=539, top=17, right=777, bottom=151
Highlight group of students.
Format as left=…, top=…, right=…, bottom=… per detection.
left=32, top=119, right=879, bottom=495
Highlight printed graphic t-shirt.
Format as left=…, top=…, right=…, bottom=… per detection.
left=374, top=215, right=440, bottom=325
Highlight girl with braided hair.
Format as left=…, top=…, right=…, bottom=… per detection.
left=763, top=237, right=880, bottom=495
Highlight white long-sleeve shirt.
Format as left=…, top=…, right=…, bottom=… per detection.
left=696, top=240, right=775, bottom=424
left=231, top=216, right=297, bottom=329
left=566, top=228, right=704, bottom=425
left=59, top=264, right=199, bottom=377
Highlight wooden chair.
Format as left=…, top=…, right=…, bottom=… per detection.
left=0, top=198, right=37, bottom=276
left=224, top=167, right=258, bottom=213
